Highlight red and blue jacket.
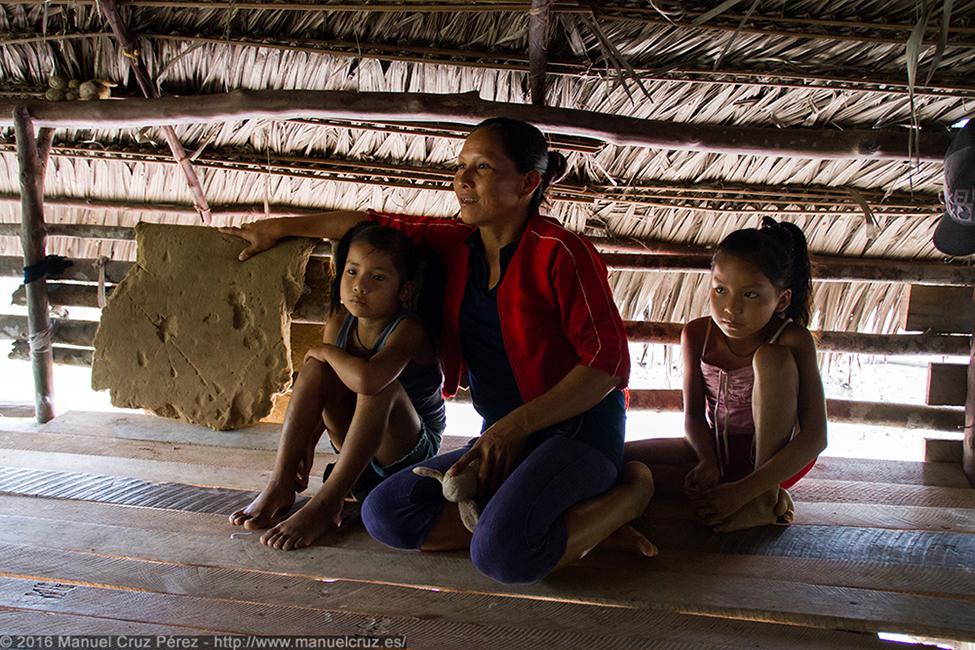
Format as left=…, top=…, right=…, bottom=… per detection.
left=368, top=210, right=630, bottom=401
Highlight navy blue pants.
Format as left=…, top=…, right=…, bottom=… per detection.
left=361, top=433, right=619, bottom=584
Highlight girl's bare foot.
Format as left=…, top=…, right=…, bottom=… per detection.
left=228, top=482, right=296, bottom=529
left=260, top=492, right=343, bottom=551
left=712, top=487, right=794, bottom=533
left=774, top=487, right=795, bottom=524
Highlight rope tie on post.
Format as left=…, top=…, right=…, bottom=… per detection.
left=94, top=255, right=111, bottom=308
left=28, top=324, right=54, bottom=358
left=23, top=255, right=73, bottom=284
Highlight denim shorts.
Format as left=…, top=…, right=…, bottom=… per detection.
left=324, top=422, right=442, bottom=501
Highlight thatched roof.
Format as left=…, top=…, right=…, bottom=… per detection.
left=1, top=0, right=974, bottom=334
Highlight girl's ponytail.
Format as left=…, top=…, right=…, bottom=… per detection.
left=771, top=220, right=812, bottom=327
left=719, top=218, right=814, bottom=327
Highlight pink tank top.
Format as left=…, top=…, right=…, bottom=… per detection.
left=700, top=317, right=791, bottom=477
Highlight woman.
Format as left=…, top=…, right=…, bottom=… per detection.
left=223, top=117, right=654, bottom=583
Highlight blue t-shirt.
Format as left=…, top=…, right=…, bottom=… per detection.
left=460, top=232, right=522, bottom=429
left=458, top=231, right=626, bottom=464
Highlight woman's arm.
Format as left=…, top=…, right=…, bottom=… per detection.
left=306, top=319, right=429, bottom=395
left=219, top=211, right=368, bottom=261
left=681, top=319, right=721, bottom=492
left=450, top=364, right=619, bottom=495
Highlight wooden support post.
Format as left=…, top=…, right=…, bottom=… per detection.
left=926, top=363, right=968, bottom=406
left=966, top=291, right=975, bottom=485
left=13, top=107, right=56, bottom=423
left=528, top=0, right=551, bottom=106
left=97, top=0, right=212, bottom=224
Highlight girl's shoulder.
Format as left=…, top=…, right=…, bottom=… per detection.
left=681, top=317, right=711, bottom=344
left=774, top=320, right=816, bottom=352
left=388, top=314, right=438, bottom=365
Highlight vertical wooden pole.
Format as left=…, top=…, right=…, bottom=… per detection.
left=528, top=0, right=551, bottom=106
left=965, top=289, right=975, bottom=485
left=13, top=107, right=56, bottom=423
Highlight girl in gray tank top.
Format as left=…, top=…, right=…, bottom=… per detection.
left=230, top=222, right=444, bottom=551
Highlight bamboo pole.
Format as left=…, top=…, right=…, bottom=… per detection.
left=0, top=315, right=99, bottom=347
left=8, top=340, right=92, bottom=367
left=0, top=91, right=951, bottom=161
left=0, top=221, right=970, bottom=284
left=13, top=107, right=56, bottom=423
left=625, top=389, right=964, bottom=431
left=97, top=0, right=212, bottom=224
left=3, top=276, right=969, bottom=356
left=600, top=253, right=975, bottom=286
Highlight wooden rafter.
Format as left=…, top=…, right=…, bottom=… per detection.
left=0, top=91, right=951, bottom=160
left=6, top=30, right=975, bottom=99
left=97, top=0, right=212, bottom=224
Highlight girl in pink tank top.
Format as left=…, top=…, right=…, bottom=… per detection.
left=625, top=217, right=827, bottom=532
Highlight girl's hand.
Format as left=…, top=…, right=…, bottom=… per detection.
left=448, top=419, right=529, bottom=497
left=684, top=460, right=721, bottom=495
left=690, top=481, right=751, bottom=526
left=219, top=222, right=280, bottom=261
left=304, top=344, right=336, bottom=364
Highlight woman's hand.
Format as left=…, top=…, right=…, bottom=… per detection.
left=683, top=459, right=721, bottom=496
left=219, top=222, right=281, bottom=261
left=448, top=418, right=529, bottom=498
left=690, top=481, right=751, bottom=526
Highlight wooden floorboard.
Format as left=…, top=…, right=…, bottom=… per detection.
left=804, top=456, right=969, bottom=488
left=3, top=410, right=972, bottom=645
left=0, top=558, right=890, bottom=649
left=0, top=495, right=971, bottom=640
left=791, top=479, right=975, bottom=508
left=0, top=608, right=219, bottom=635
left=649, top=497, right=975, bottom=533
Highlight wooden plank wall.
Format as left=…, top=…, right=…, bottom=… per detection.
left=0, top=412, right=973, bottom=647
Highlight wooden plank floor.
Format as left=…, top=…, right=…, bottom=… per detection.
left=1, top=412, right=973, bottom=647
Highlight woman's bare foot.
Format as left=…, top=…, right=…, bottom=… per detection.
left=593, top=462, right=658, bottom=557
left=599, top=524, right=658, bottom=557
left=260, top=491, right=343, bottom=551
left=228, top=481, right=296, bottom=530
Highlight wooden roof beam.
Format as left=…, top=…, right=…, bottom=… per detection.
left=0, top=91, right=950, bottom=161
left=0, top=225, right=969, bottom=285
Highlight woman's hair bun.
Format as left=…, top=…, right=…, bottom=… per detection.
left=545, top=151, right=568, bottom=185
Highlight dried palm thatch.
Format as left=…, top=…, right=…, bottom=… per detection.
left=1, top=0, right=973, bottom=336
